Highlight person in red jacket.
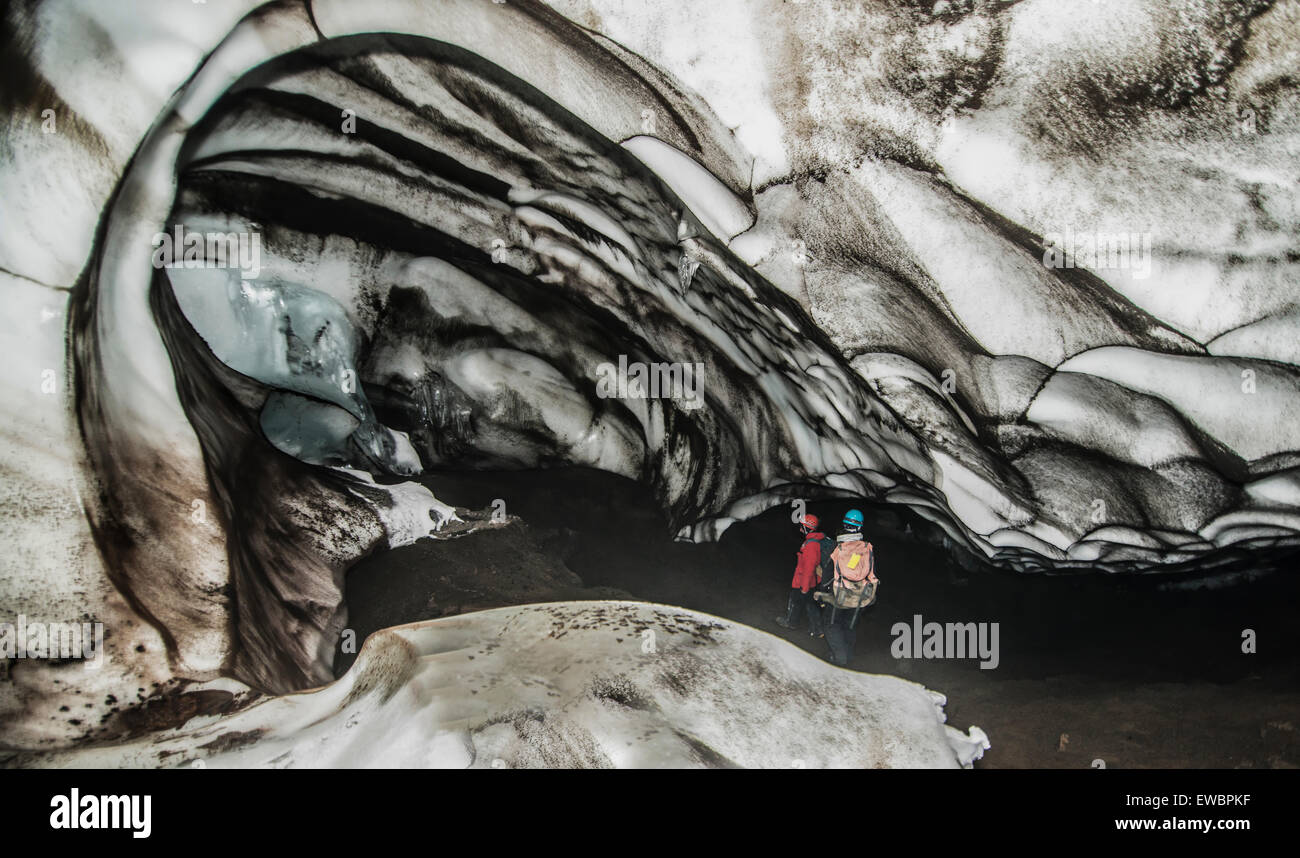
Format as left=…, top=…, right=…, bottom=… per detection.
left=775, top=514, right=830, bottom=637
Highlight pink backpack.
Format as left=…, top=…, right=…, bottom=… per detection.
left=829, top=539, right=878, bottom=612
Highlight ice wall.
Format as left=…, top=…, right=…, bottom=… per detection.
left=2, top=0, right=1298, bottom=745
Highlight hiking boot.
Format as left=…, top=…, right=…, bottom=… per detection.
left=774, top=617, right=795, bottom=629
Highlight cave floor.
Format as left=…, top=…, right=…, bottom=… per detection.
left=343, top=467, right=1300, bottom=769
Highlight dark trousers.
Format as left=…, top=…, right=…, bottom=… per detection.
left=784, top=588, right=822, bottom=633
left=825, top=600, right=873, bottom=666
left=824, top=612, right=857, bottom=666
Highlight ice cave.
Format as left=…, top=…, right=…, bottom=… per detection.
left=2, top=0, right=1299, bottom=772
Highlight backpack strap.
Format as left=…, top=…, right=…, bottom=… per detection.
left=801, top=536, right=823, bottom=566
left=805, top=537, right=834, bottom=567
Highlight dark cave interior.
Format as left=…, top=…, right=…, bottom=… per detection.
left=338, top=466, right=1300, bottom=767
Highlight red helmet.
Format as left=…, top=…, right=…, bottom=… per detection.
left=800, top=513, right=819, bottom=531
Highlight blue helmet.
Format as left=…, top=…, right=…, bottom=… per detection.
left=842, top=509, right=864, bottom=531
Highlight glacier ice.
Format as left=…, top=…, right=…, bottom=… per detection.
left=1, top=0, right=1298, bottom=762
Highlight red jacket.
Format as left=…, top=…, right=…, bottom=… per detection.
left=791, top=532, right=827, bottom=593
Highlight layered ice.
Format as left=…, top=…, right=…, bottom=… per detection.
left=1, top=0, right=1298, bottom=754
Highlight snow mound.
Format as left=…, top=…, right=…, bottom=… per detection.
left=22, top=602, right=987, bottom=770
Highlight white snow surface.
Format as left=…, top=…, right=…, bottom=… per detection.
left=21, top=602, right=988, bottom=769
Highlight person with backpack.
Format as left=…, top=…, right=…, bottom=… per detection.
left=775, top=514, right=832, bottom=637
left=814, top=509, right=879, bottom=666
